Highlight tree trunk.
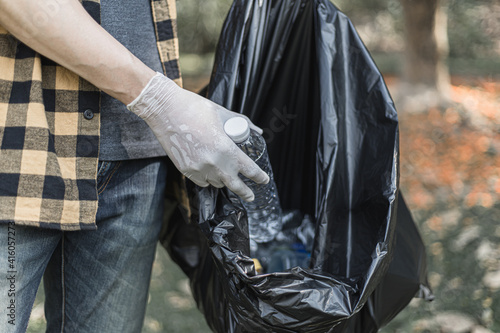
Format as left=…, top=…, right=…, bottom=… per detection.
left=399, top=0, right=450, bottom=108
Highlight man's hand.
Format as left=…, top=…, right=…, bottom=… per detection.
left=0, top=0, right=269, bottom=201
left=128, top=73, right=269, bottom=202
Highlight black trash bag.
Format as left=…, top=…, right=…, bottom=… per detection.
left=160, top=0, right=433, bottom=331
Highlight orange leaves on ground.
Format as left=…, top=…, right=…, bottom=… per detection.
left=451, top=80, right=500, bottom=122
left=396, top=78, right=499, bottom=211
left=427, top=216, right=443, bottom=232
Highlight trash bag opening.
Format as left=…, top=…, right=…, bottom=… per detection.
left=209, top=0, right=397, bottom=290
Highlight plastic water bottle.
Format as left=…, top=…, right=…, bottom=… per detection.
left=267, top=243, right=311, bottom=273
left=224, top=117, right=283, bottom=243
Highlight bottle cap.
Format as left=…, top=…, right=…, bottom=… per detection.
left=224, top=117, right=250, bottom=143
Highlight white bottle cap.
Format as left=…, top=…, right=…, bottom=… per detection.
left=224, top=117, right=251, bottom=143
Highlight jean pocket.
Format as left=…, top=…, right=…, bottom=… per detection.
left=97, top=161, right=122, bottom=194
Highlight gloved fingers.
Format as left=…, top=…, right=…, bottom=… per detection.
left=240, top=164, right=269, bottom=185
left=208, top=178, right=225, bottom=188
left=236, top=150, right=270, bottom=185
left=186, top=167, right=225, bottom=189
left=184, top=172, right=210, bottom=188
left=247, top=118, right=263, bottom=135
left=221, top=175, right=254, bottom=202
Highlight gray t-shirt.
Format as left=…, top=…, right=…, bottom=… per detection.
left=99, top=0, right=166, bottom=160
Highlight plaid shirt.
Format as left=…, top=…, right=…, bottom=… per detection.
left=0, top=0, right=185, bottom=231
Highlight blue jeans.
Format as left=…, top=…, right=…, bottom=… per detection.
left=0, top=157, right=167, bottom=333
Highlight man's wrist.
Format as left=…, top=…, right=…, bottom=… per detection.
left=117, top=65, right=157, bottom=105
left=127, top=72, right=178, bottom=120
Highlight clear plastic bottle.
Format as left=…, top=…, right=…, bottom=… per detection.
left=267, top=243, right=311, bottom=273
left=224, top=117, right=283, bottom=243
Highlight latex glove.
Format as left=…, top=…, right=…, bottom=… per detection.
left=127, top=72, right=269, bottom=201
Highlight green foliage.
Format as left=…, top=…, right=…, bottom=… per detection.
left=447, top=0, right=497, bottom=59
left=336, top=0, right=498, bottom=60
left=177, top=0, right=233, bottom=54
left=176, top=0, right=498, bottom=61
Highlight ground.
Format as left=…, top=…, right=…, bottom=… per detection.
left=27, top=76, right=499, bottom=332
left=382, top=76, right=500, bottom=333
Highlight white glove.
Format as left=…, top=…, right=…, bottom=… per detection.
left=127, top=72, right=269, bottom=201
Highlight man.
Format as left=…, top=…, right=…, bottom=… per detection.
left=0, top=0, right=268, bottom=331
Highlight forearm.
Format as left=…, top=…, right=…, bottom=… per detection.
left=0, top=0, right=155, bottom=104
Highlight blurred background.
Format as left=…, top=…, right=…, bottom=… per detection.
left=27, top=0, right=499, bottom=332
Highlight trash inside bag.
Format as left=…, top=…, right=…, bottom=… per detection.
left=160, top=0, right=433, bottom=332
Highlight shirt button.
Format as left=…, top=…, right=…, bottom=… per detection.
left=83, top=109, right=94, bottom=120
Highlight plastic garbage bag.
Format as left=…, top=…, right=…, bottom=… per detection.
left=160, top=0, right=433, bottom=331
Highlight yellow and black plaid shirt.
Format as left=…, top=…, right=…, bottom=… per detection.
left=0, top=0, right=182, bottom=231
